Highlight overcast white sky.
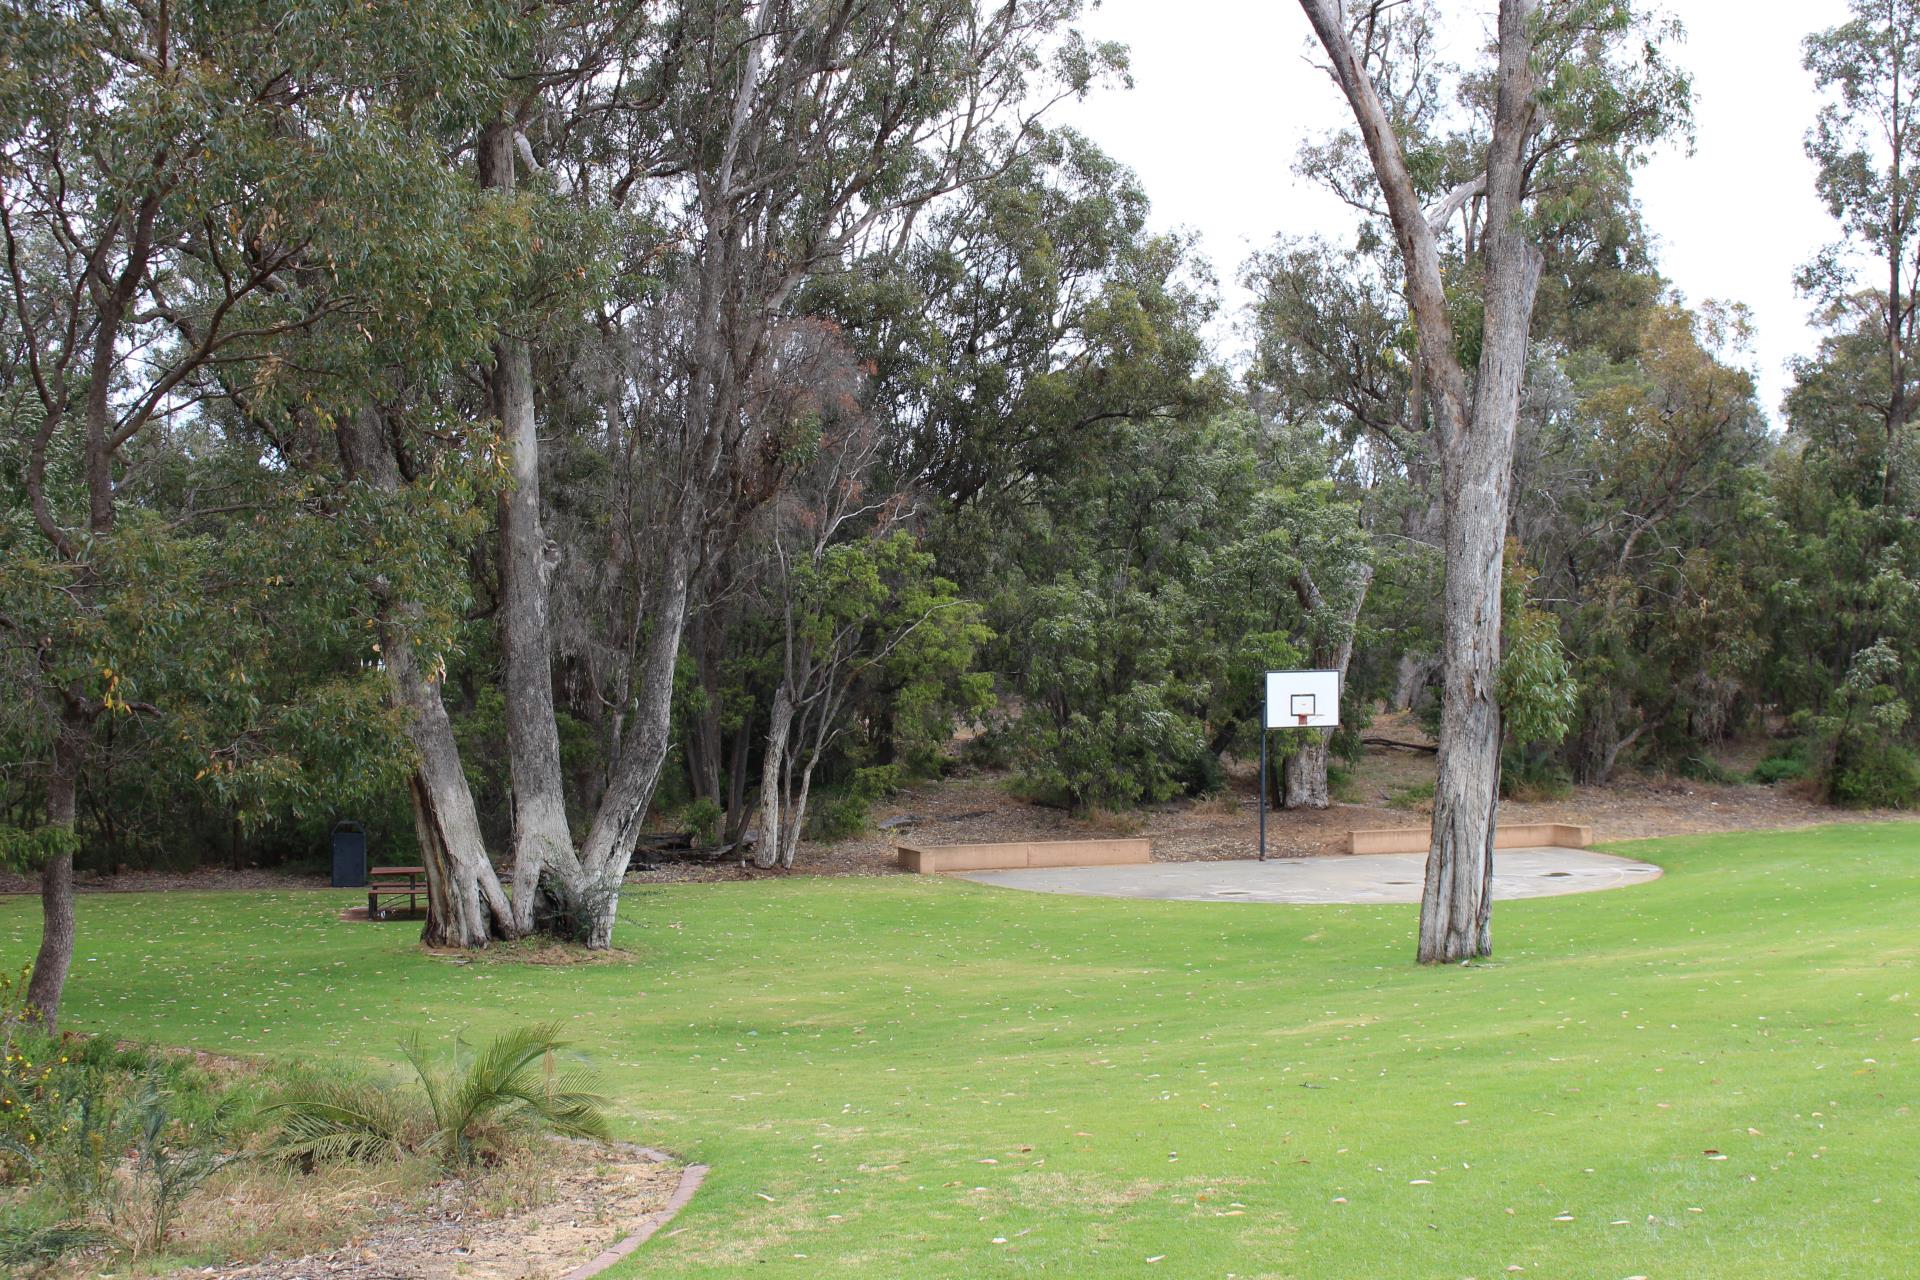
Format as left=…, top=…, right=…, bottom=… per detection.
left=1056, top=0, right=1855, bottom=420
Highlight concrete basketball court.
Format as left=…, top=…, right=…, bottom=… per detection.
left=958, top=847, right=1662, bottom=905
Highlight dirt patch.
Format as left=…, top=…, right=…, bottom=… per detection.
left=627, top=715, right=1918, bottom=884
left=0, top=864, right=328, bottom=897
left=206, top=1141, right=686, bottom=1280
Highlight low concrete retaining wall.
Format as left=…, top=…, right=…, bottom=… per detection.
left=1345, top=822, right=1593, bottom=856
left=898, top=838, right=1152, bottom=873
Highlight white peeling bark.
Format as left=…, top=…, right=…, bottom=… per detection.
left=754, top=681, right=794, bottom=870
left=478, top=120, right=581, bottom=935
left=1282, top=732, right=1333, bottom=809
left=566, top=534, right=697, bottom=947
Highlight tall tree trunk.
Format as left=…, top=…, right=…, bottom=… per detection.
left=565, top=536, right=697, bottom=947
left=391, top=638, right=518, bottom=946
left=1283, top=563, right=1374, bottom=810
left=1300, top=0, right=1541, bottom=963
left=1391, top=653, right=1434, bottom=711
left=25, top=708, right=88, bottom=1032
left=1282, top=732, right=1332, bottom=809
left=685, top=608, right=726, bottom=809
left=25, top=219, right=150, bottom=1028
left=1421, top=457, right=1510, bottom=962
left=1418, top=2, right=1541, bottom=964
left=754, top=682, right=793, bottom=870
left=340, top=407, right=516, bottom=946
left=781, top=759, right=814, bottom=869
left=723, top=704, right=756, bottom=846
left=478, top=120, right=579, bottom=934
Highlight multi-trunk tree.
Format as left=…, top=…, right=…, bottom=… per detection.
left=406, top=0, right=1118, bottom=946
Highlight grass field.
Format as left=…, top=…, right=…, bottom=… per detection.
left=3, top=824, right=1917, bottom=1278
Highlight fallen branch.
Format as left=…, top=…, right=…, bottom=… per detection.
left=1362, top=736, right=1438, bottom=754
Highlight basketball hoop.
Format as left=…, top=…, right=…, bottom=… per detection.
left=1260, top=670, right=1343, bottom=862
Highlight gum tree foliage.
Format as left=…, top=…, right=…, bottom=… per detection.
left=1494, top=543, right=1577, bottom=764
left=816, top=131, right=1243, bottom=811
left=1002, top=414, right=1257, bottom=811
left=984, top=411, right=1362, bottom=813
left=1802, top=0, right=1920, bottom=507
left=1242, top=237, right=1424, bottom=802
left=1514, top=303, right=1771, bottom=784
left=0, top=0, right=522, bottom=1025
left=1766, top=0, right=1920, bottom=805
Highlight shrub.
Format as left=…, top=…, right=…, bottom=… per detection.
left=403, top=1023, right=608, bottom=1168
left=1169, top=744, right=1224, bottom=797
left=265, top=1069, right=418, bottom=1169
left=1828, top=739, right=1920, bottom=809
left=803, top=789, right=870, bottom=842
left=1387, top=781, right=1435, bottom=811
left=1750, top=739, right=1813, bottom=785
left=1501, top=747, right=1572, bottom=800
left=1675, top=753, right=1742, bottom=784
left=1327, top=759, right=1363, bottom=804
left=108, top=1079, right=238, bottom=1258
left=676, top=798, right=723, bottom=847
left=803, top=765, right=901, bottom=843
left=0, top=1035, right=234, bottom=1264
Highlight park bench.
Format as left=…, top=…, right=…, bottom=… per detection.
left=366, top=865, right=426, bottom=919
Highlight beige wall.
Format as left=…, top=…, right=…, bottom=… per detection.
left=1346, top=823, right=1593, bottom=855
left=898, top=839, right=1152, bottom=873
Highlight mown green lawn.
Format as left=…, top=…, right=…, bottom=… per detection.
left=4, top=824, right=1917, bottom=1278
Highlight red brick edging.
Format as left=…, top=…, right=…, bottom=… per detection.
left=558, top=1151, right=710, bottom=1280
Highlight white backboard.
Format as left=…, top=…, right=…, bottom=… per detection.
left=1265, top=669, right=1340, bottom=729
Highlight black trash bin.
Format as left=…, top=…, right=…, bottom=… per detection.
left=331, top=821, right=368, bottom=888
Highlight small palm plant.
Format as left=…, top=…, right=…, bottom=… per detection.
left=402, top=1022, right=610, bottom=1168
left=269, top=1022, right=609, bottom=1172
left=264, top=1073, right=416, bottom=1169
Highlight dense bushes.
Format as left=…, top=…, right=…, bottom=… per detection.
left=1828, top=741, right=1920, bottom=809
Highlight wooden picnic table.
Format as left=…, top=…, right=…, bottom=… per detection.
left=367, top=865, right=426, bottom=919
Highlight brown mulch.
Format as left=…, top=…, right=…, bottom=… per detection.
left=208, top=1142, right=685, bottom=1280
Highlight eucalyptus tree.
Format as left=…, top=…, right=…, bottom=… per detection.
left=1803, top=0, right=1920, bottom=508
left=0, top=0, right=521, bottom=1019
left=808, top=127, right=1229, bottom=806
left=479, top=0, right=1119, bottom=946
left=1515, top=303, right=1769, bottom=784
left=1768, top=0, right=1920, bottom=805
left=752, top=438, right=988, bottom=868
left=1295, top=0, right=1687, bottom=961
left=1243, top=237, right=1427, bottom=805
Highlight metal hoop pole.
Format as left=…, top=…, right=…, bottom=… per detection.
left=1258, top=720, right=1267, bottom=862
